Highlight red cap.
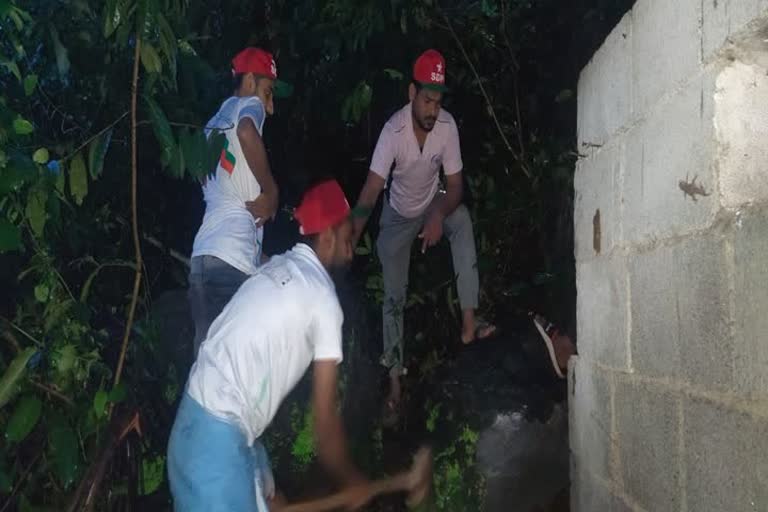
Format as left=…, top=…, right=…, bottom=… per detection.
left=413, top=49, right=447, bottom=92
left=232, top=48, right=277, bottom=80
left=294, top=180, right=351, bottom=235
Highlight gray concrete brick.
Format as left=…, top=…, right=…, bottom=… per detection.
left=623, top=73, right=719, bottom=246
left=615, top=378, right=682, bottom=511
left=632, top=0, right=701, bottom=116
left=571, top=473, right=632, bottom=512
left=702, top=0, right=768, bottom=63
left=574, top=140, right=622, bottom=261
left=577, top=11, right=633, bottom=147
left=684, top=397, right=768, bottom=511
left=732, top=207, right=768, bottom=395
left=715, top=59, right=768, bottom=208
left=576, top=254, right=629, bottom=369
left=570, top=358, right=613, bottom=482
left=628, top=233, right=734, bottom=391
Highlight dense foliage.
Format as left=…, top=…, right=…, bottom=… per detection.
left=0, top=0, right=631, bottom=509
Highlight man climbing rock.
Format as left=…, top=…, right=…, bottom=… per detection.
left=188, top=47, right=286, bottom=354
left=350, top=49, right=496, bottom=420
left=168, top=180, right=371, bottom=511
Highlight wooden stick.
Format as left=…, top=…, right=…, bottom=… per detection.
left=277, top=447, right=431, bottom=512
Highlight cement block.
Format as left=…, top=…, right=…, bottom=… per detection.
left=615, top=378, right=682, bottom=511
left=628, top=234, right=734, bottom=390
left=703, top=0, right=768, bottom=63
left=574, top=140, right=622, bottom=261
left=623, top=72, right=719, bottom=246
left=715, top=60, right=768, bottom=208
left=571, top=473, right=633, bottom=512
left=683, top=397, right=768, bottom=511
left=577, top=11, right=633, bottom=147
left=569, top=358, right=613, bottom=482
left=732, top=207, right=768, bottom=395
left=632, top=0, right=702, bottom=116
left=576, top=255, right=629, bottom=369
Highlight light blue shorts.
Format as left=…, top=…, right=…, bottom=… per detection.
left=167, top=392, right=273, bottom=511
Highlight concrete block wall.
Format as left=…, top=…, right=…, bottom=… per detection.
left=572, top=1, right=768, bottom=510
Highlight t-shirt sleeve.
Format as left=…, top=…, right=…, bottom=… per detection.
left=238, top=98, right=266, bottom=135
left=442, top=119, right=463, bottom=175
left=369, top=125, right=396, bottom=179
left=311, top=297, right=344, bottom=363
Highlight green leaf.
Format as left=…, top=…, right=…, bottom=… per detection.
left=140, top=43, right=162, bottom=74
left=0, top=220, right=21, bottom=253
left=12, top=117, right=33, bottom=135
left=49, top=26, right=70, bottom=78
left=48, top=415, right=79, bottom=488
left=93, top=390, right=108, bottom=418
left=69, top=152, right=88, bottom=205
left=103, top=0, right=119, bottom=37
left=144, top=97, right=174, bottom=164
left=87, top=128, right=112, bottom=179
left=108, top=383, right=127, bottom=404
left=0, top=348, right=37, bottom=409
left=383, top=68, right=404, bottom=81
left=140, top=456, right=165, bottom=496
left=6, top=395, right=42, bottom=443
left=53, top=344, right=76, bottom=376
left=0, top=153, right=36, bottom=194
left=25, top=187, right=47, bottom=237
left=32, top=148, right=48, bottom=164
left=2, top=59, right=21, bottom=81
left=33, top=283, right=49, bottom=302
left=23, top=74, right=37, bottom=96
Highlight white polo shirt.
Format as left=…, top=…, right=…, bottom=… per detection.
left=370, top=103, right=463, bottom=218
left=186, top=244, right=344, bottom=445
left=191, top=96, right=267, bottom=275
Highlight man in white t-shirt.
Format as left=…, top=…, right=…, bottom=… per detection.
left=350, top=50, right=496, bottom=418
left=168, top=180, right=372, bottom=511
left=188, top=47, right=286, bottom=354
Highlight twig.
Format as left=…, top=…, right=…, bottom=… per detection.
left=437, top=6, right=531, bottom=179
left=0, top=452, right=43, bottom=512
left=30, top=380, right=74, bottom=407
left=114, top=216, right=190, bottom=268
left=62, top=112, right=129, bottom=163
left=0, top=318, right=43, bottom=347
left=111, top=34, right=143, bottom=403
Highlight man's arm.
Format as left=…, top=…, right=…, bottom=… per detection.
left=312, top=360, right=364, bottom=485
left=350, top=171, right=386, bottom=246
left=237, top=118, right=278, bottom=227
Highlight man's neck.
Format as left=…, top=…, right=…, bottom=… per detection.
left=411, top=114, right=428, bottom=149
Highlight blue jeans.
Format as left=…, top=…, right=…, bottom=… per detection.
left=167, top=392, right=273, bottom=512
left=188, top=256, right=248, bottom=354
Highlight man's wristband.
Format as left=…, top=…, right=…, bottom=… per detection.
left=350, top=205, right=372, bottom=219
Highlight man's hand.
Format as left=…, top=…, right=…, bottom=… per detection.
left=246, top=191, right=278, bottom=227
left=418, top=210, right=444, bottom=253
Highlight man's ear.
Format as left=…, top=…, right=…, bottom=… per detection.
left=408, top=83, right=417, bottom=102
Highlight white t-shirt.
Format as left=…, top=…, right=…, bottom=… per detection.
left=191, top=96, right=267, bottom=275
left=370, top=103, right=463, bottom=218
left=186, top=244, right=344, bottom=445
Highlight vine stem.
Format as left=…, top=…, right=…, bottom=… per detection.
left=111, top=34, right=144, bottom=403
left=437, top=6, right=531, bottom=179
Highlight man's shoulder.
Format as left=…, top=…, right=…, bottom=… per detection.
left=436, top=108, right=457, bottom=127
left=382, top=104, right=411, bottom=135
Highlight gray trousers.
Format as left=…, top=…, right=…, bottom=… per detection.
left=188, top=255, right=249, bottom=355
left=376, top=199, right=479, bottom=372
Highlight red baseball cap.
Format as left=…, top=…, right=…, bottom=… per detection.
left=413, top=49, right=448, bottom=92
left=294, top=180, right=351, bottom=235
left=231, top=47, right=293, bottom=98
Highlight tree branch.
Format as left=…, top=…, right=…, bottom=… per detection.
left=111, top=35, right=144, bottom=403
left=437, top=6, right=531, bottom=179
